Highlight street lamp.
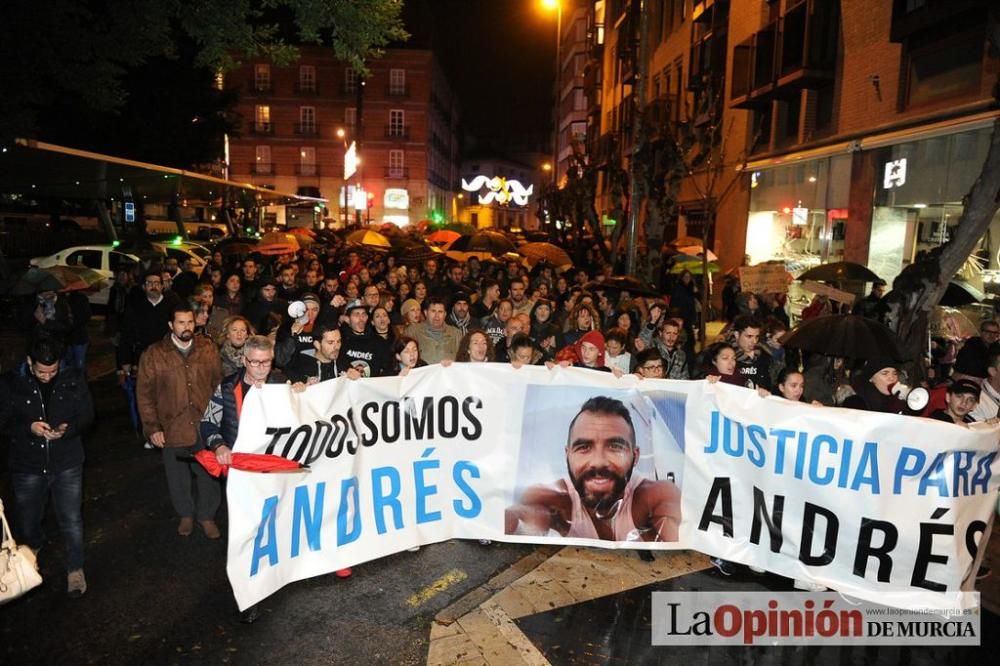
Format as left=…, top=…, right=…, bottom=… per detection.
left=541, top=0, right=561, bottom=188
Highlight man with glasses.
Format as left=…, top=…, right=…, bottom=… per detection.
left=634, top=349, right=666, bottom=379
left=117, top=268, right=180, bottom=380
left=201, top=335, right=353, bottom=621
left=2, top=339, right=94, bottom=597
left=137, top=304, right=223, bottom=539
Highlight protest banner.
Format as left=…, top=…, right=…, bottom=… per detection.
left=801, top=279, right=857, bottom=305
left=739, top=264, right=790, bottom=294
left=225, top=365, right=998, bottom=612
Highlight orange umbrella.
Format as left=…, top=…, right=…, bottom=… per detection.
left=346, top=229, right=392, bottom=249
left=289, top=227, right=317, bottom=238
left=257, top=232, right=301, bottom=255
left=427, top=229, right=461, bottom=245
left=518, top=242, right=572, bottom=268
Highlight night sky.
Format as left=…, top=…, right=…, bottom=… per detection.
left=407, top=0, right=556, bottom=149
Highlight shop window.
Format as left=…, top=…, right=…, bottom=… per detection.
left=904, top=32, right=983, bottom=108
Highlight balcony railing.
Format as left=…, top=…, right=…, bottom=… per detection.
left=250, top=82, right=272, bottom=95
left=294, top=122, right=319, bottom=136
left=645, top=94, right=680, bottom=134
left=294, top=83, right=319, bottom=96
left=384, top=166, right=409, bottom=179
left=250, top=162, right=273, bottom=175
left=250, top=121, right=273, bottom=135
left=385, top=126, right=410, bottom=140
left=295, top=164, right=319, bottom=176
left=386, top=85, right=409, bottom=98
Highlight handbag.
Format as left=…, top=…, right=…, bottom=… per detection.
left=0, top=498, right=43, bottom=604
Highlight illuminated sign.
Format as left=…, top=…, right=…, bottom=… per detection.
left=344, top=141, right=359, bottom=180
left=124, top=201, right=135, bottom=222
left=883, top=158, right=906, bottom=189
left=461, top=175, right=533, bottom=206
left=792, top=206, right=808, bottom=226
left=353, top=188, right=367, bottom=211
left=384, top=188, right=409, bottom=210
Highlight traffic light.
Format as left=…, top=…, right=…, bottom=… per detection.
left=367, top=192, right=375, bottom=209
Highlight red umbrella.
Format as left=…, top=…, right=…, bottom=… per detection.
left=193, top=450, right=310, bottom=478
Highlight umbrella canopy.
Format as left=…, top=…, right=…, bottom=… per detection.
left=193, top=450, right=310, bottom=478
left=584, top=276, right=661, bottom=298
left=940, top=279, right=984, bottom=307
left=446, top=230, right=516, bottom=255
left=6, top=265, right=108, bottom=295
left=220, top=240, right=258, bottom=256
left=798, top=261, right=881, bottom=284
left=929, top=307, right=977, bottom=339
left=426, top=229, right=461, bottom=246
left=672, top=246, right=718, bottom=262
left=781, top=314, right=906, bottom=361
left=257, top=232, right=300, bottom=256
left=289, top=227, right=317, bottom=238
left=394, top=240, right=444, bottom=265
left=346, top=229, right=392, bottom=249
left=518, top=242, right=572, bottom=268
left=670, top=260, right=720, bottom=275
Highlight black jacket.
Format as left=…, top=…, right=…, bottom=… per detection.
left=117, top=291, right=180, bottom=366
left=0, top=365, right=94, bottom=474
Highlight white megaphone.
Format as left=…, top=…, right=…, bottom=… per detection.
left=287, top=300, right=309, bottom=324
left=891, top=382, right=929, bottom=411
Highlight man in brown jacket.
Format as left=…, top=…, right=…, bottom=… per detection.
left=137, top=303, right=224, bottom=538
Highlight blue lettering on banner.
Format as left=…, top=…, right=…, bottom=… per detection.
left=414, top=448, right=443, bottom=524
left=338, top=477, right=362, bottom=545
left=251, top=496, right=279, bottom=576
left=371, top=466, right=404, bottom=534
left=703, top=411, right=993, bottom=497
left=452, top=461, right=483, bottom=518
left=291, top=483, right=325, bottom=558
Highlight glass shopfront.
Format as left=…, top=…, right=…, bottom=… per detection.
left=871, top=126, right=1000, bottom=289
left=745, top=153, right=852, bottom=274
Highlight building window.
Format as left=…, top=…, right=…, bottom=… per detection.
left=299, top=147, right=316, bottom=176
left=389, top=109, right=405, bottom=137
left=388, top=150, right=405, bottom=178
left=298, top=65, right=316, bottom=93
left=345, top=67, right=358, bottom=94
left=255, top=146, right=272, bottom=175
left=389, top=68, right=406, bottom=95
left=470, top=212, right=479, bottom=226
left=254, top=64, right=271, bottom=92
left=254, top=105, right=271, bottom=133
left=345, top=107, right=357, bottom=133
left=904, top=32, right=983, bottom=108
left=298, top=106, right=316, bottom=135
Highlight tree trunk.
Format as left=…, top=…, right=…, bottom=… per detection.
left=890, top=118, right=1000, bottom=370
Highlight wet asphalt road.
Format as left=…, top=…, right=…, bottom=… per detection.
left=0, top=373, right=535, bottom=664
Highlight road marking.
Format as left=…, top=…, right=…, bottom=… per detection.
left=408, top=568, right=469, bottom=608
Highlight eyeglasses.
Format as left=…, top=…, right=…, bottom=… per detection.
left=144, top=280, right=162, bottom=286
left=982, top=329, right=1000, bottom=336
left=246, top=358, right=273, bottom=367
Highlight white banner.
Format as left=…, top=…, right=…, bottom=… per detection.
left=226, top=366, right=999, bottom=612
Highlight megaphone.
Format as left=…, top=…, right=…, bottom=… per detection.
left=891, top=383, right=929, bottom=411
left=287, top=300, right=309, bottom=324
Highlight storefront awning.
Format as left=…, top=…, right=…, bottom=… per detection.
left=0, top=138, right=325, bottom=207
left=742, top=109, right=1000, bottom=172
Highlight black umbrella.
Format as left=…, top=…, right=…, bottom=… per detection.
left=584, top=276, right=662, bottom=298
left=393, top=241, right=444, bottom=266
left=781, top=314, right=906, bottom=361
left=446, top=231, right=516, bottom=255
left=939, top=279, right=984, bottom=307
left=798, top=261, right=882, bottom=284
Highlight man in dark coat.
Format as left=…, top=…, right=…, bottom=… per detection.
left=0, top=338, right=94, bottom=598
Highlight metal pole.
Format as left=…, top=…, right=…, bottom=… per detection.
left=625, top=0, right=651, bottom=276
left=553, top=3, right=561, bottom=186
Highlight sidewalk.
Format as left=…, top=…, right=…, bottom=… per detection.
left=428, top=533, right=1000, bottom=665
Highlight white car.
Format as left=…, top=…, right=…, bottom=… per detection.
left=151, top=241, right=209, bottom=273
left=31, top=245, right=141, bottom=305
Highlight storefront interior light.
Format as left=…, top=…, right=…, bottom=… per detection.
left=808, top=176, right=817, bottom=183
left=913, top=203, right=927, bottom=208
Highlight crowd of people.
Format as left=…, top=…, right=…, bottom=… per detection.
left=2, top=230, right=996, bottom=609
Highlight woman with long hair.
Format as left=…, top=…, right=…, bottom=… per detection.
left=216, top=272, right=243, bottom=316
left=217, top=316, right=255, bottom=376
left=456, top=329, right=495, bottom=363
left=392, top=335, right=426, bottom=375
left=371, top=306, right=396, bottom=345
left=563, top=302, right=600, bottom=347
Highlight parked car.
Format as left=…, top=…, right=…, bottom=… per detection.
left=30, top=245, right=141, bottom=305
left=150, top=241, right=209, bottom=273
